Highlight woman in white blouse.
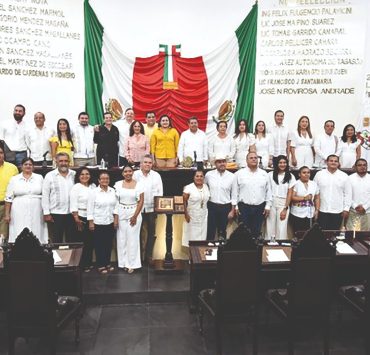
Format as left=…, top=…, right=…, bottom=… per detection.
left=290, top=166, right=320, bottom=233
left=254, top=120, right=274, bottom=168
left=233, top=119, right=256, bottom=168
left=290, top=116, right=315, bottom=168
left=266, top=155, right=295, bottom=240
left=208, top=121, right=236, bottom=163
left=70, top=167, right=96, bottom=272
left=114, top=165, right=144, bottom=273
left=337, top=124, right=361, bottom=169
left=87, top=171, right=118, bottom=274
left=4, top=158, right=47, bottom=243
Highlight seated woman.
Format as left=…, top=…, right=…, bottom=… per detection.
left=124, top=120, right=150, bottom=167
left=49, top=118, right=74, bottom=166
left=289, top=166, right=320, bottom=233
left=150, top=115, right=179, bottom=168
left=208, top=121, right=236, bottom=164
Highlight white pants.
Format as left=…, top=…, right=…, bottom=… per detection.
left=265, top=197, right=288, bottom=240
left=295, top=146, right=314, bottom=168
left=116, top=212, right=142, bottom=269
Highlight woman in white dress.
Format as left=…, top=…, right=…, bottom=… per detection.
left=233, top=119, right=256, bottom=168
left=266, top=155, right=295, bottom=240
left=254, top=120, right=274, bottom=168
left=290, top=116, right=315, bottom=169
left=208, top=121, right=236, bottom=163
left=70, top=167, right=96, bottom=271
left=182, top=169, right=210, bottom=247
left=337, top=124, right=361, bottom=169
left=114, top=165, right=144, bottom=273
left=4, top=158, right=47, bottom=243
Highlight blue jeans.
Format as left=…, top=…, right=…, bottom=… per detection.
left=15, top=151, right=27, bottom=166
left=238, top=202, right=266, bottom=237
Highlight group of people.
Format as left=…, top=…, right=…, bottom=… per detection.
left=0, top=105, right=366, bottom=171
left=0, top=149, right=163, bottom=275
left=1, top=104, right=369, bottom=268
left=182, top=152, right=370, bottom=245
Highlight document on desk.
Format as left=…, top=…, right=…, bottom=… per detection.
left=205, top=252, right=218, bottom=261
left=266, top=248, right=289, bottom=262
left=336, top=242, right=357, bottom=255
left=52, top=250, right=63, bottom=264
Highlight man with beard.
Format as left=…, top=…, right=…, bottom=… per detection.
left=42, top=152, right=76, bottom=243
left=0, top=104, right=28, bottom=166
left=73, top=112, right=95, bottom=167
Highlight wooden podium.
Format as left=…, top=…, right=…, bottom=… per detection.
left=154, top=196, right=185, bottom=274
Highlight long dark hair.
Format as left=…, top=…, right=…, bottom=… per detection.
left=158, top=115, right=173, bottom=128
left=57, top=118, right=74, bottom=149
left=129, top=120, right=144, bottom=136
left=341, top=124, right=357, bottom=143
left=234, top=119, right=249, bottom=138
left=272, top=155, right=291, bottom=185
left=254, top=120, right=266, bottom=137
left=297, top=116, right=312, bottom=138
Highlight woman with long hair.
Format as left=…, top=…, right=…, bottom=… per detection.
left=4, top=157, right=47, bottom=243
left=70, top=167, right=96, bottom=271
left=233, top=119, right=256, bottom=168
left=150, top=115, right=179, bottom=168
left=254, top=120, right=274, bottom=168
left=290, top=115, right=315, bottom=168
left=266, top=155, right=295, bottom=240
left=49, top=118, right=74, bottom=165
left=124, top=120, right=150, bottom=167
left=290, top=166, right=320, bottom=233
left=337, top=124, right=361, bottom=169
left=114, top=164, right=144, bottom=273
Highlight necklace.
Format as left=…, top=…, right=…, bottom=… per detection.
left=197, top=185, right=205, bottom=208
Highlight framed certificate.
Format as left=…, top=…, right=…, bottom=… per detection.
left=155, top=197, right=174, bottom=212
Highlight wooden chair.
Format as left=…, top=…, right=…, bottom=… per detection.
left=198, top=224, right=262, bottom=354
left=266, top=223, right=336, bottom=355
left=4, top=228, right=82, bottom=355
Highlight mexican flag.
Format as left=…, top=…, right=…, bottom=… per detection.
left=84, top=0, right=257, bottom=136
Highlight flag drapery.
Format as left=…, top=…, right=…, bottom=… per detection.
left=84, top=0, right=257, bottom=136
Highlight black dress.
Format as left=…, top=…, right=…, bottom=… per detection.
left=94, top=125, right=120, bottom=167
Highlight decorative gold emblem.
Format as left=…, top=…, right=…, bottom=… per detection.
left=105, top=98, right=123, bottom=121
left=212, top=100, right=234, bottom=123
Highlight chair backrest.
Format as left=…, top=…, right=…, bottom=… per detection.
left=289, top=224, right=336, bottom=314
left=4, top=228, right=56, bottom=330
left=216, top=242, right=262, bottom=315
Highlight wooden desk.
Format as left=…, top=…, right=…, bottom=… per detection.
left=0, top=243, right=83, bottom=310
left=189, top=234, right=370, bottom=311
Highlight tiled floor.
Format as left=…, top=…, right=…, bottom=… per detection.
left=0, top=303, right=366, bottom=355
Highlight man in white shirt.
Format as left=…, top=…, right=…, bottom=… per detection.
left=73, top=112, right=95, bottom=167
left=313, top=154, right=350, bottom=230
left=26, top=112, right=55, bottom=165
left=268, top=110, right=291, bottom=167
left=233, top=152, right=272, bottom=236
left=0, top=104, right=28, bottom=166
left=346, top=159, right=370, bottom=230
left=177, top=117, right=208, bottom=168
left=143, top=111, right=158, bottom=140
left=313, top=120, right=338, bottom=168
left=205, top=154, right=236, bottom=240
left=42, top=152, right=76, bottom=243
left=114, top=107, right=134, bottom=166
left=133, top=154, right=163, bottom=264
